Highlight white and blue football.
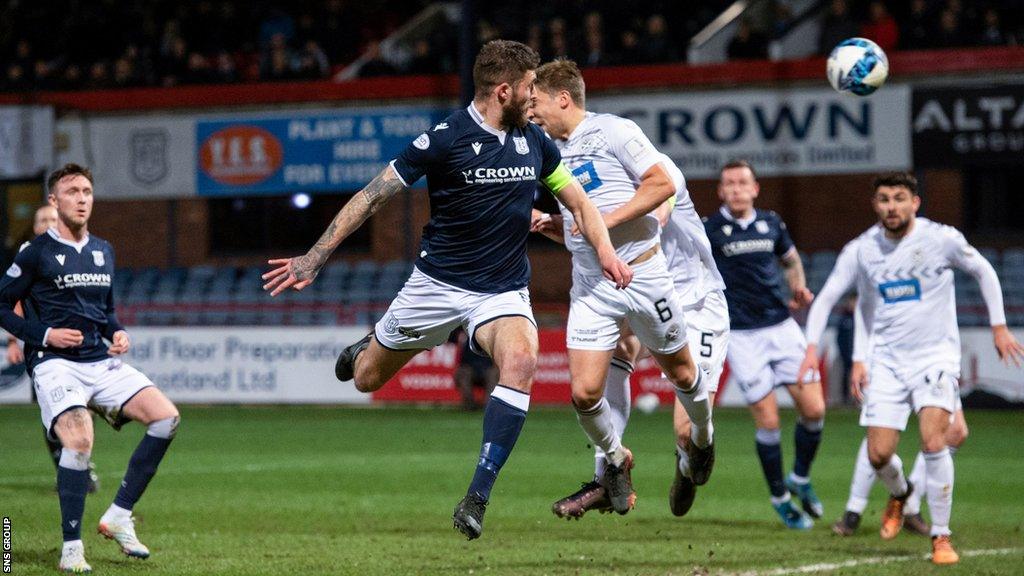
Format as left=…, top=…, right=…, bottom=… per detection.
left=826, top=37, right=889, bottom=96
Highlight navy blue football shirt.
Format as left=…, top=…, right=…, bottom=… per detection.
left=704, top=206, right=795, bottom=330
left=391, top=104, right=564, bottom=293
left=0, top=228, right=123, bottom=372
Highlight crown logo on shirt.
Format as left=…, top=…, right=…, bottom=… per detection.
left=55, top=254, right=66, bottom=266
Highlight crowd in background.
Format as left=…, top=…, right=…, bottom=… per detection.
left=0, top=0, right=1020, bottom=91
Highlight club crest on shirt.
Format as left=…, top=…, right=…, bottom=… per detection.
left=513, top=136, right=529, bottom=155
left=92, top=251, right=105, bottom=266
left=755, top=220, right=769, bottom=234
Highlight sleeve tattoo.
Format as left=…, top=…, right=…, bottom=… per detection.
left=291, top=167, right=406, bottom=281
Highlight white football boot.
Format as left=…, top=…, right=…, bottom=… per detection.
left=59, top=540, right=92, bottom=573
left=97, top=512, right=150, bottom=559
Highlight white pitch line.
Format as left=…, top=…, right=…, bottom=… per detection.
left=727, top=547, right=1023, bottom=576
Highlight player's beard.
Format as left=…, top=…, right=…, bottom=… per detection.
left=882, top=214, right=911, bottom=236
left=500, top=95, right=530, bottom=129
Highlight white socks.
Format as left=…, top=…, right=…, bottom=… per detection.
left=874, top=453, right=909, bottom=498
left=576, top=397, right=626, bottom=467
left=102, top=503, right=132, bottom=523
left=673, top=368, right=713, bottom=448
left=924, top=448, right=954, bottom=537
left=676, top=444, right=692, bottom=478
left=904, top=451, right=927, bottom=516
left=846, top=437, right=876, bottom=514
left=594, top=358, right=633, bottom=477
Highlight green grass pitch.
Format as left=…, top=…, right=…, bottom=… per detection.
left=1, top=405, right=1022, bottom=575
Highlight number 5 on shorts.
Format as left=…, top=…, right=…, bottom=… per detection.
left=700, top=332, right=713, bottom=358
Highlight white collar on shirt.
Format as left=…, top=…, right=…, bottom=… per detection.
left=719, top=205, right=757, bottom=229
left=47, top=227, right=90, bottom=253
left=467, top=103, right=508, bottom=145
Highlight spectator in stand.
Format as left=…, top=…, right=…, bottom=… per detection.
left=547, top=18, right=571, bottom=60
left=525, top=22, right=544, bottom=58
left=728, top=18, right=769, bottom=60
left=979, top=8, right=1008, bottom=46
left=818, top=0, right=861, bottom=55
left=902, top=0, right=933, bottom=50
left=578, top=13, right=614, bottom=68
left=405, top=38, right=441, bottom=75
left=32, top=59, right=58, bottom=91
left=212, top=51, right=238, bottom=83
left=112, top=57, right=137, bottom=88
left=861, top=1, right=898, bottom=52
left=358, top=41, right=397, bottom=78
left=61, top=65, right=83, bottom=90
left=618, top=29, right=643, bottom=66
left=86, top=61, right=110, bottom=89
left=934, top=8, right=965, bottom=48
left=4, top=64, right=28, bottom=91
left=639, top=14, right=679, bottom=63
left=159, top=36, right=190, bottom=86
left=261, top=33, right=295, bottom=81
left=296, top=40, right=330, bottom=79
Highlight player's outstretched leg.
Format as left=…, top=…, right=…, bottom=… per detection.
left=568, top=347, right=634, bottom=515
left=833, top=437, right=874, bottom=536
left=553, top=351, right=636, bottom=520
left=455, top=318, right=536, bottom=539
left=335, top=333, right=372, bottom=382
left=99, top=388, right=180, bottom=560
left=668, top=395, right=705, bottom=517
left=53, top=409, right=94, bottom=574
left=654, top=346, right=714, bottom=485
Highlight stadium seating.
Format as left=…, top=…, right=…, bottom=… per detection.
left=115, top=250, right=1023, bottom=327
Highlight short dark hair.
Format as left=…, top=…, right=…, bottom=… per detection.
left=535, top=59, right=585, bottom=107
left=47, top=163, right=93, bottom=194
left=873, top=172, right=917, bottom=194
left=721, top=159, right=757, bottom=179
left=473, top=40, right=540, bottom=99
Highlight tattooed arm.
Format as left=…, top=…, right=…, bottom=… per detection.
left=262, top=165, right=406, bottom=296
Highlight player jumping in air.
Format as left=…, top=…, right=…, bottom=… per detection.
left=0, top=164, right=181, bottom=573
left=262, top=41, right=631, bottom=540
left=528, top=59, right=719, bottom=517
left=801, top=172, right=1023, bottom=564
left=703, top=160, right=826, bottom=530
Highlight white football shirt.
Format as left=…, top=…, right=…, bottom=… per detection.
left=555, top=112, right=663, bottom=276
left=662, top=185, right=726, bottom=306
left=806, top=218, right=1005, bottom=365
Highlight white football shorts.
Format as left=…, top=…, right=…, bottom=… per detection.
left=34, top=357, right=155, bottom=439
left=728, top=317, right=814, bottom=404
left=683, top=290, right=730, bottom=394
left=859, top=361, right=960, bottom=431
left=374, top=267, right=535, bottom=355
left=567, top=252, right=687, bottom=355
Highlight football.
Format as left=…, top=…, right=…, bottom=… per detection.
left=826, top=37, right=889, bottom=96
left=635, top=392, right=661, bottom=414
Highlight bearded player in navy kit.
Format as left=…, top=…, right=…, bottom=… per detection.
left=262, top=40, right=631, bottom=540
left=704, top=160, right=826, bottom=530
left=0, top=164, right=181, bottom=573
